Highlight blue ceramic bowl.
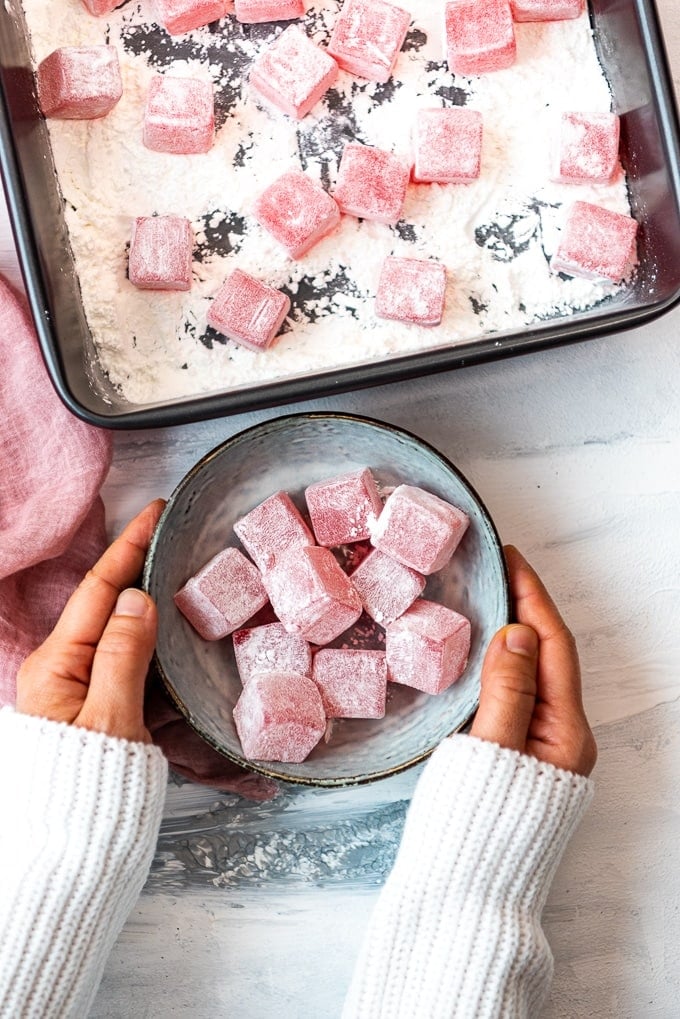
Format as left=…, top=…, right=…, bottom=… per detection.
left=143, top=412, right=510, bottom=786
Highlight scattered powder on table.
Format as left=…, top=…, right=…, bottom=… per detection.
left=19, top=0, right=631, bottom=405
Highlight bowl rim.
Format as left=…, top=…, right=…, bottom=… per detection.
left=143, top=410, right=512, bottom=787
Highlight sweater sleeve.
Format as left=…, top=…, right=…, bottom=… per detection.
left=0, top=707, right=168, bottom=1019
left=343, top=735, right=594, bottom=1019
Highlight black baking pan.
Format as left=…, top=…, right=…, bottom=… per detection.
left=1, top=0, right=679, bottom=429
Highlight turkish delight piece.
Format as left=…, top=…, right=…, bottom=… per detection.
left=350, top=548, right=425, bottom=625
left=82, top=0, right=122, bottom=14
left=444, top=0, right=516, bottom=75
left=233, top=671, right=326, bottom=763
left=235, top=0, right=304, bottom=23
left=510, top=0, right=583, bottom=21
left=376, top=256, right=447, bottom=327
left=254, top=170, right=340, bottom=259
left=386, top=600, right=471, bottom=694
left=551, top=201, right=638, bottom=282
left=207, top=270, right=290, bottom=351
left=155, top=0, right=228, bottom=35
left=327, top=0, right=411, bottom=83
left=234, top=491, right=314, bottom=572
left=413, top=107, right=483, bottom=184
left=304, top=468, right=383, bottom=546
left=333, top=143, right=410, bottom=225
left=250, top=26, right=338, bottom=120
left=233, top=622, right=312, bottom=685
left=174, top=547, right=269, bottom=640
left=312, top=649, right=387, bottom=718
left=552, top=112, right=620, bottom=184
left=128, top=216, right=194, bottom=292
left=36, top=46, right=123, bottom=120
left=370, top=484, right=469, bottom=575
left=143, top=75, right=215, bottom=154
left=263, top=545, right=363, bottom=645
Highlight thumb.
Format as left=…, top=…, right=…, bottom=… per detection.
left=75, top=588, right=157, bottom=743
left=470, top=624, right=539, bottom=753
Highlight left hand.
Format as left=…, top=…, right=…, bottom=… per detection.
left=16, top=499, right=165, bottom=744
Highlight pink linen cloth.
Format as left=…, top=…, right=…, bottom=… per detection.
left=0, top=276, right=278, bottom=801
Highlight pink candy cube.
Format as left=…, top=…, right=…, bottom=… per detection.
left=333, top=143, right=410, bottom=225
left=81, top=0, right=122, bottom=14
left=551, top=201, right=638, bottom=282
left=553, top=112, right=620, bottom=184
left=445, top=0, right=516, bottom=75
left=155, top=0, right=228, bottom=35
left=370, top=484, right=469, bottom=575
left=413, top=108, right=483, bottom=184
left=207, top=270, right=290, bottom=352
left=36, top=46, right=123, bottom=120
left=253, top=170, right=341, bottom=258
left=234, top=490, right=314, bottom=572
left=386, top=600, right=471, bottom=694
left=327, top=0, right=411, bottom=83
left=312, top=649, right=387, bottom=718
left=128, top=216, right=194, bottom=292
left=304, top=467, right=383, bottom=546
left=350, top=548, right=425, bottom=625
left=263, top=545, right=363, bottom=645
left=233, top=671, right=326, bottom=763
left=510, top=0, right=583, bottom=20
left=376, top=256, right=447, bottom=327
left=235, top=0, right=304, bottom=23
left=143, top=75, right=215, bottom=154
left=233, top=622, right=312, bottom=684
left=250, top=26, right=338, bottom=120
left=174, top=547, right=269, bottom=640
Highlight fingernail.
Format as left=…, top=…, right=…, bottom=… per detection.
left=505, top=624, right=538, bottom=657
left=115, top=588, right=148, bottom=618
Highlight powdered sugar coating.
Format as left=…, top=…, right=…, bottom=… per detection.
left=155, top=0, right=229, bottom=35
left=553, top=111, right=620, bottom=184
left=370, top=483, right=470, bottom=574
left=249, top=25, right=338, bottom=120
left=350, top=547, right=425, bottom=625
left=207, top=269, right=291, bottom=350
left=312, top=648, right=387, bottom=717
left=234, top=490, right=314, bottom=571
left=510, top=0, right=583, bottom=21
left=445, top=0, right=516, bottom=75
left=253, top=170, right=340, bottom=258
left=232, top=621, right=312, bottom=684
left=304, top=467, right=383, bottom=545
left=333, top=143, right=410, bottom=225
left=174, top=545, right=269, bottom=639
left=376, top=256, right=447, bottom=326
left=327, top=0, right=411, bottom=83
left=235, top=0, right=305, bottom=24
left=143, top=74, right=215, bottom=154
left=233, top=670, right=326, bottom=762
left=551, top=200, right=638, bottom=282
left=37, top=46, right=122, bottom=120
left=413, top=107, right=483, bottom=185
left=128, top=216, right=194, bottom=291
left=386, top=598, right=471, bottom=694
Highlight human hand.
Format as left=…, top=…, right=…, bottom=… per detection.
left=16, top=499, right=165, bottom=744
left=470, top=545, right=597, bottom=776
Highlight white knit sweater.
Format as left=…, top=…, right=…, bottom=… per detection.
left=0, top=707, right=593, bottom=1018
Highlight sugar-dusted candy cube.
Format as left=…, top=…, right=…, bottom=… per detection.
left=233, top=622, right=312, bottom=684
left=370, top=484, right=469, bottom=575
left=510, top=0, right=583, bottom=20
left=327, top=0, right=411, bottom=83
left=155, top=0, right=228, bottom=35
left=128, top=216, right=194, bottom=291
left=174, top=547, right=269, bottom=640
left=235, top=0, right=304, bottom=23
left=413, top=107, right=483, bottom=184
left=82, top=0, right=122, bottom=14
left=386, top=600, right=471, bottom=694
left=312, top=649, right=387, bottom=718
left=233, top=671, right=326, bottom=763
left=234, top=491, right=314, bottom=572
left=552, top=112, right=620, bottom=184
left=207, top=270, right=290, bottom=352
left=254, top=171, right=340, bottom=259
left=250, top=26, right=338, bottom=120
left=333, top=143, right=409, bottom=225
left=445, top=0, right=516, bottom=75
left=551, top=201, right=638, bottom=283
left=350, top=548, right=425, bottom=625
left=376, top=256, right=447, bottom=327
left=264, top=546, right=363, bottom=645
left=36, top=46, right=123, bottom=120
left=305, top=468, right=383, bottom=546
left=143, top=75, right=215, bottom=154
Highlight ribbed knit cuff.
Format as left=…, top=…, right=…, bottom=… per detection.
left=0, top=707, right=168, bottom=1019
left=343, top=735, right=594, bottom=1019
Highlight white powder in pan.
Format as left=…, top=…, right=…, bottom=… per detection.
left=20, top=0, right=631, bottom=405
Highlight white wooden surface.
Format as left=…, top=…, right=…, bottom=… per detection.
left=3, top=4, right=680, bottom=1015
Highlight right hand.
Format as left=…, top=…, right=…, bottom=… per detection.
left=470, top=545, right=597, bottom=777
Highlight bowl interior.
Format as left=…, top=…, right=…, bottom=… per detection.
left=144, top=413, right=510, bottom=785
